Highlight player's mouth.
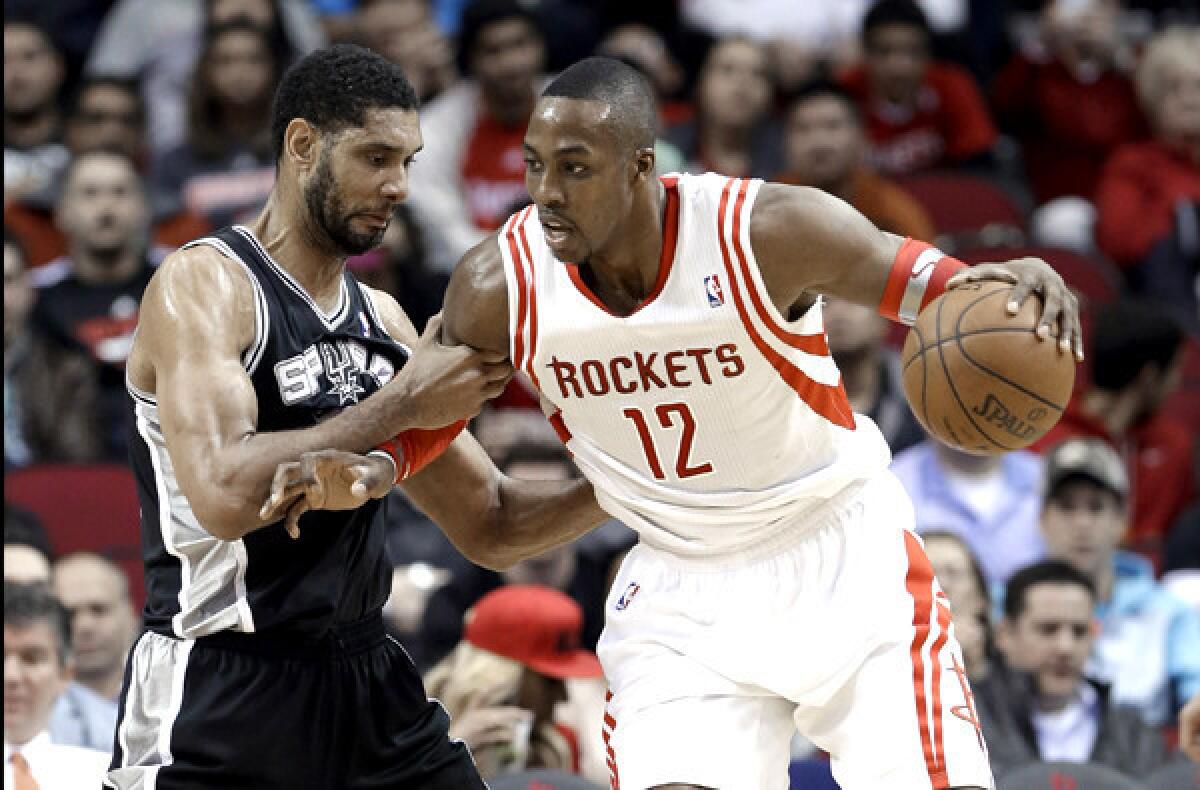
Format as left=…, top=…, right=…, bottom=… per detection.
left=356, top=213, right=391, bottom=231
left=540, top=216, right=574, bottom=246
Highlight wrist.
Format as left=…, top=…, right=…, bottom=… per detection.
left=367, top=449, right=399, bottom=485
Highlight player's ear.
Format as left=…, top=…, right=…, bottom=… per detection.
left=633, top=146, right=655, bottom=181
left=285, top=119, right=319, bottom=172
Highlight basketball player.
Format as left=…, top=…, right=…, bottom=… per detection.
left=268, top=58, right=1084, bottom=789
left=108, top=46, right=609, bottom=789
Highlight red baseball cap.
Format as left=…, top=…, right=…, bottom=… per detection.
left=463, top=585, right=603, bottom=679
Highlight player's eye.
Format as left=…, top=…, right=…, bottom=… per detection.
left=564, top=162, right=587, bottom=175
left=523, top=158, right=542, bottom=172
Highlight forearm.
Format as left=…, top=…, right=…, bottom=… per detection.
left=177, top=381, right=427, bottom=540
left=487, top=476, right=607, bottom=569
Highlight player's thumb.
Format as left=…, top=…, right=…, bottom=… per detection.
left=419, top=312, right=444, bottom=346
left=352, top=464, right=391, bottom=500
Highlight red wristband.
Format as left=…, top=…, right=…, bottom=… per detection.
left=878, top=238, right=967, bottom=325
left=377, top=420, right=467, bottom=482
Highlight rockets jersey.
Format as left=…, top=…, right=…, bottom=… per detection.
left=127, top=225, right=408, bottom=640
left=500, top=173, right=892, bottom=557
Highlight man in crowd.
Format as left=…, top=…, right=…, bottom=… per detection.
left=3, top=18, right=68, bottom=201
left=4, top=582, right=111, bottom=787
left=974, top=560, right=1165, bottom=778
left=1039, top=437, right=1200, bottom=727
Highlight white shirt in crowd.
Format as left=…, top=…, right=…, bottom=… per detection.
left=4, top=731, right=110, bottom=789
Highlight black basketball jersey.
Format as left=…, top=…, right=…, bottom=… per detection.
left=128, top=225, right=410, bottom=640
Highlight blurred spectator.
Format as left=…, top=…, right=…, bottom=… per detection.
left=4, top=227, right=104, bottom=466
left=3, top=582, right=111, bottom=786
left=85, top=0, right=323, bottom=158
left=356, top=0, right=457, bottom=102
left=32, top=151, right=162, bottom=463
left=51, top=553, right=136, bottom=703
left=922, top=530, right=994, bottom=679
left=840, top=0, right=997, bottom=176
left=407, top=0, right=548, bottom=271
left=1039, top=438, right=1200, bottom=727
left=6, top=75, right=213, bottom=269
left=46, top=553, right=133, bottom=753
left=663, top=35, right=783, bottom=179
left=992, top=0, right=1146, bottom=209
left=3, top=18, right=69, bottom=203
left=595, top=23, right=688, bottom=127
left=1095, top=26, right=1200, bottom=270
left=2, top=505, right=53, bottom=585
left=821, top=296, right=925, bottom=455
left=891, top=438, right=1046, bottom=587
left=415, top=440, right=620, bottom=670
left=345, top=205, right=448, bottom=332
left=976, top=561, right=1165, bottom=778
left=1032, top=300, right=1193, bottom=555
left=775, top=79, right=936, bottom=242
left=150, top=20, right=282, bottom=228
left=425, top=585, right=604, bottom=779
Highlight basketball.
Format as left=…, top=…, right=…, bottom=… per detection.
left=901, top=280, right=1076, bottom=455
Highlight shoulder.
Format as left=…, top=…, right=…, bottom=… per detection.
left=357, top=283, right=419, bottom=345
left=148, top=242, right=254, bottom=308
left=444, top=233, right=510, bottom=355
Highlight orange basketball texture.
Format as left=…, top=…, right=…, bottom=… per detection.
left=901, top=281, right=1076, bottom=455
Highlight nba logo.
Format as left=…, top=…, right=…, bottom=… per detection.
left=615, top=582, right=640, bottom=611
left=704, top=275, right=724, bottom=307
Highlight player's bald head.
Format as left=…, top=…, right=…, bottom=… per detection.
left=540, top=56, right=658, bottom=152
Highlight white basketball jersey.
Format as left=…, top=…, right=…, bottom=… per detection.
left=500, top=173, right=891, bottom=556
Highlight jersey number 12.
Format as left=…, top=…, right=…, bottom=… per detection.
left=622, top=403, right=713, bottom=480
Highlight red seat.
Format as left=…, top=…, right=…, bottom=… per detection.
left=897, top=172, right=1027, bottom=250
left=5, top=464, right=145, bottom=611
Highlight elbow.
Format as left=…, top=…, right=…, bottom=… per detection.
left=189, top=492, right=256, bottom=542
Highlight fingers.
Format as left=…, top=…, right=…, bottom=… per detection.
left=1005, top=277, right=1034, bottom=316
left=1035, top=279, right=1063, bottom=342
left=283, top=495, right=310, bottom=540
left=260, top=462, right=302, bottom=522
left=947, top=264, right=1017, bottom=291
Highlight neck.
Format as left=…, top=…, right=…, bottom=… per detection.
left=484, top=86, right=536, bottom=127
left=1035, top=689, right=1076, bottom=713
left=1093, top=560, right=1116, bottom=604
left=70, top=244, right=143, bottom=284
left=834, top=348, right=882, bottom=413
left=4, top=106, right=59, bottom=149
left=584, top=181, right=668, bottom=307
left=1079, top=388, right=1138, bottom=436
left=699, top=121, right=752, bottom=168
left=77, top=665, right=125, bottom=701
left=251, top=187, right=346, bottom=309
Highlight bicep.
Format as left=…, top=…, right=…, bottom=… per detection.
left=441, top=238, right=511, bottom=356
left=140, top=253, right=258, bottom=500
left=751, top=183, right=902, bottom=309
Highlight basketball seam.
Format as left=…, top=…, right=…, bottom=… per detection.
left=900, top=325, right=1063, bottom=374
left=934, top=294, right=1016, bottom=453
left=953, top=300, right=1067, bottom=413
left=910, top=322, right=931, bottom=431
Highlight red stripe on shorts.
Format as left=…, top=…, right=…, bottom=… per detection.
left=904, top=532, right=949, bottom=790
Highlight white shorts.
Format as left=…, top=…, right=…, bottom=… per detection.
left=597, top=472, right=994, bottom=790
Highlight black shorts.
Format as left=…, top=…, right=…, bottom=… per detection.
left=105, top=613, right=483, bottom=789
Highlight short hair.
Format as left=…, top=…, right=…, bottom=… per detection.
left=4, top=504, right=53, bottom=561
left=60, top=149, right=143, bottom=195
left=862, top=0, right=932, bottom=43
left=270, top=44, right=418, bottom=161
left=1091, top=300, right=1183, bottom=392
left=1136, top=26, right=1200, bottom=116
left=457, top=0, right=542, bottom=70
left=3, top=582, right=72, bottom=665
left=1004, top=560, right=1095, bottom=622
left=69, top=75, right=145, bottom=123
left=541, top=56, right=658, bottom=150
left=787, top=78, right=860, bottom=119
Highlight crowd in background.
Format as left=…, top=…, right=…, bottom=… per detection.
left=4, top=0, right=1199, bottom=787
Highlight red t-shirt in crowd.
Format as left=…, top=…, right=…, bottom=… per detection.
left=840, top=63, right=997, bottom=176
left=460, top=112, right=530, bottom=232
left=1032, top=405, right=1196, bottom=557
left=992, top=54, right=1147, bottom=204
left=1094, top=139, right=1200, bottom=269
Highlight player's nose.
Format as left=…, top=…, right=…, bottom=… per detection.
left=381, top=169, right=409, bottom=203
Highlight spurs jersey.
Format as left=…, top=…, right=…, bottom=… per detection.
left=501, top=173, right=891, bottom=556
left=128, top=226, right=408, bottom=640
